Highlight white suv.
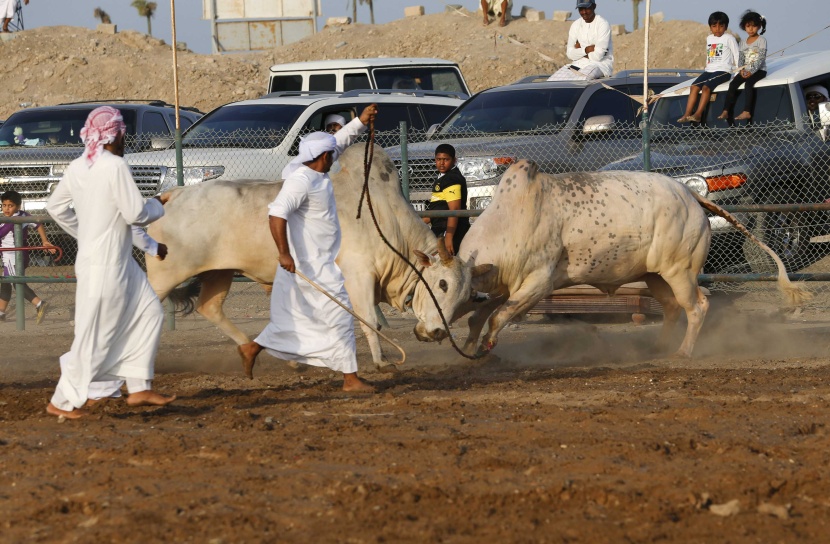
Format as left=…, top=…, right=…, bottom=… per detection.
left=126, top=90, right=465, bottom=192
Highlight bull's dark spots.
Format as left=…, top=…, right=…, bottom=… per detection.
left=379, top=170, right=391, bottom=182
left=236, top=187, right=244, bottom=198
left=439, top=279, right=448, bottom=293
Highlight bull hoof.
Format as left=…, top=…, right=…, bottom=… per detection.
left=375, top=362, right=399, bottom=373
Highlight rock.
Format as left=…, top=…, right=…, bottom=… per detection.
left=525, top=10, right=545, bottom=22
left=552, top=11, right=572, bottom=22
left=757, top=502, right=790, bottom=520
left=650, top=12, right=665, bottom=24
left=404, top=6, right=425, bottom=17
left=325, top=17, right=351, bottom=27
left=709, top=499, right=740, bottom=517
left=611, top=24, right=627, bottom=36
left=445, top=4, right=463, bottom=13
left=96, top=24, right=117, bottom=34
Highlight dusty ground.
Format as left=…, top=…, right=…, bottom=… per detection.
left=3, top=288, right=830, bottom=542
left=0, top=13, right=711, bottom=119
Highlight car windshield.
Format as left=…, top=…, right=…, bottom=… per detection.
left=181, top=103, right=306, bottom=149
left=0, top=108, right=137, bottom=147
left=373, top=67, right=466, bottom=94
left=438, top=88, right=583, bottom=136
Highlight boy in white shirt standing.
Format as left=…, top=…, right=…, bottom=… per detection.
left=679, top=11, right=739, bottom=124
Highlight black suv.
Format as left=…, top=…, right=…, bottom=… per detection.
left=384, top=70, right=701, bottom=211
left=0, top=100, right=202, bottom=214
left=601, top=52, right=830, bottom=273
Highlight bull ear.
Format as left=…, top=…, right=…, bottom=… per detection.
left=471, top=264, right=494, bottom=278
left=436, top=236, right=453, bottom=265
left=414, top=249, right=432, bottom=268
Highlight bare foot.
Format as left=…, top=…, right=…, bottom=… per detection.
left=46, top=402, right=88, bottom=419
left=734, top=111, right=752, bottom=120
left=482, top=16, right=491, bottom=26
left=342, top=373, right=376, bottom=393
left=238, top=342, right=262, bottom=379
left=84, top=397, right=112, bottom=408
left=717, top=111, right=729, bottom=120
left=499, top=18, right=507, bottom=27
left=126, top=391, right=177, bottom=407
left=688, top=115, right=702, bottom=123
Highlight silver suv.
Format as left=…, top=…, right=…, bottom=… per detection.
left=125, top=90, right=465, bottom=192
left=0, top=100, right=202, bottom=213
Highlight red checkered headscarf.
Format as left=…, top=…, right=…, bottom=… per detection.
left=80, top=106, right=126, bottom=167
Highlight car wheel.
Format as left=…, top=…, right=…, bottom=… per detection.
left=743, top=211, right=829, bottom=273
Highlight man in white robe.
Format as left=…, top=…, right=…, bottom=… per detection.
left=45, top=106, right=176, bottom=419
left=239, top=105, right=378, bottom=393
left=0, top=0, right=26, bottom=33
left=548, top=2, right=614, bottom=81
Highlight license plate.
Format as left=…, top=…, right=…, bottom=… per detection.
left=412, top=202, right=426, bottom=211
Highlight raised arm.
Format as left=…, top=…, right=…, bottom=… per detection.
left=587, top=19, right=612, bottom=62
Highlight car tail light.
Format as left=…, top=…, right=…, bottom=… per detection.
left=706, top=173, right=747, bottom=192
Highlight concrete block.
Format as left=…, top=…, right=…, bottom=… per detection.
left=404, top=6, right=425, bottom=17
left=520, top=5, right=533, bottom=17
left=649, top=11, right=664, bottom=24
left=325, top=16, right=351, bottom=26
left=96, top=23, right=117, bottom=34
left=552, top=11, right=571, bottom=22
left=525, top=9, right=545, bottom=22
left=611, top=24, right=627, bottom=36
left=445, top=4, right=463, bottom=13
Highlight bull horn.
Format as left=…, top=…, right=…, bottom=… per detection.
left=436, top=236, right=453, bottom=265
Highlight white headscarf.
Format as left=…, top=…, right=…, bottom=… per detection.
left=805, top=85, right=829, bottom=101
left=80, top=106, right=126, bottom=167
left=324, top=114, right=347, bottom=128
left=281, top=132, right=337, bottom=179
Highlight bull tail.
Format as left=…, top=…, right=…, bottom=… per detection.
left=167, top=277, right=202, bottom=316
left=691, top=192, right=812, bottom=306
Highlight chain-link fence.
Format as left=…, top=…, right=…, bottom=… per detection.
left=3, top=118, right=830, bottom=328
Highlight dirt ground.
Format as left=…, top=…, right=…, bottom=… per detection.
left=2, top=288, right=830, bottom=543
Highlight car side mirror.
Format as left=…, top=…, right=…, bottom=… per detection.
left=582, top=115, right=615, bottom=134
left=151, top=136, right=174, bottom=150
left=426, top=123, right=439, bottom=138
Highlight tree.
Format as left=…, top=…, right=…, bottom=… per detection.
left=131, top=0, right=157, bottom=36
left=94, top=8, right=112, bottom=24
left=359, top=0, right=374, bottom=25
left=619, top=0, right=642, bottom=31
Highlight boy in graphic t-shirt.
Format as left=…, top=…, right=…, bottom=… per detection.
left=678, top=11, right=739, bottom=124
left=423, top=144, right=470, bottom=255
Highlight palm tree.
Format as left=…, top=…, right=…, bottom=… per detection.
left=359, top=0, right=374, bottom=25
left=93, top=8, right=112, bottom=25
left=619, top=0, right=642, bottom=31
left=131, top=0, right=157, bottom=36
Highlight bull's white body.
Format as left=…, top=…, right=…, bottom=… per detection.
left=459, top=162, right=713, bottom=357
left=146, top=146, right=473, bottom=367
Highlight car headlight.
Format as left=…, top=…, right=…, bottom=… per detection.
left=51, top=164, right=69, bottom=176
left=158, top=166, right=225, bottom=193
left=469, top=196, right=493, bottom=210
left=457, top=157, right=514, bottom=182
left=673, top=174, right=708, bottom=197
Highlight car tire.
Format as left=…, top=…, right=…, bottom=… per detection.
left=743, top=211, right=830, bottom=273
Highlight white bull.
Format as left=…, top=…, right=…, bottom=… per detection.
left=440, top=161, right=810, bottom=358
left=146, top=146, right=483, bottom=368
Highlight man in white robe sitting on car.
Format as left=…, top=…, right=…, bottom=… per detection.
left=548, top=1, right=614, bottom=81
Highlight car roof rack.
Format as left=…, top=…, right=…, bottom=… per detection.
left=614, top=69, right=705, bottom=78
left=338, top=89, right=468, bottom=100
left=260, top=91, right=341, bottom=99
left=57, top=99, right=203, bottom=114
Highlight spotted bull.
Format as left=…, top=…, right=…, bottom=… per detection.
left=438, top=161, right=810, bottom=358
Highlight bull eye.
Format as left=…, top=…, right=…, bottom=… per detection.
left=439, top=279, right=448, bottom=292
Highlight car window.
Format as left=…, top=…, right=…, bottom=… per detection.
left=344, top=73, right=371, bottom=91
left=309, top=74, right=336, bottom=92
left=181, top=104, right=306, bottom=149
left=270, top=75, right=302, bottom=93
left=579, top=88, right=637, bottom=125
left=167, top=113, right=196, bottom=131
left=373, top=67, right=466, bottom=94
left=421, top=105, right=457, bottom=128
left=0, top=108, right=137, bottom=147
left=304, top=108, right=356, bottom=132
left=440, top=88, right=583, bottom=135
left=143, top=111, right=170, bottom=136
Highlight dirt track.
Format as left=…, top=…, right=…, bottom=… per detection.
left=2, top=292, right=830, bottom=542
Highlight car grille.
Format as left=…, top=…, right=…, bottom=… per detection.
left=130, top=165, right=165, bottom=197
left=393, top=158, right=438, bottom=194
left=0, top=165, right=51, bottom=177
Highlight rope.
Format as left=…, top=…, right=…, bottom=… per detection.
left=294, top=270, right=406, bottom=367
left=358, top=120, right=485, bottom=360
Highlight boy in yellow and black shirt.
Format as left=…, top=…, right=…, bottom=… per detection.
left=424, top=144, right=470, bottom=255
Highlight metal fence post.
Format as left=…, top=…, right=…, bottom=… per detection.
left=399, top=121, right=409, bottom=199
left=13, top=223, right=25, bottom=331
